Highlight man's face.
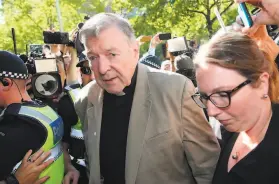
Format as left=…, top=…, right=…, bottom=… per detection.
left=85, top=26, right=139, bottom=94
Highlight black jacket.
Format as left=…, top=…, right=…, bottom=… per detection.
left=213, top=104, right=279, bottom=184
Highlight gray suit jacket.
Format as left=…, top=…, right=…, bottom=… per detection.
left=75, top=63, right=220, bottom=184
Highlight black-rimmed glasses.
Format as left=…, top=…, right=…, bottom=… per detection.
left=192, top=80, right=251, bottom=109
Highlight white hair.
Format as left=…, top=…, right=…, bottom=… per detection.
left=79, top=13, right=136, bottom=45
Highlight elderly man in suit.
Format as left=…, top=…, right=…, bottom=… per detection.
left=75, top=13, right=220, bottom=184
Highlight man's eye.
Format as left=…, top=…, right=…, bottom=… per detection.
left=110, top=53, right=117, bottom=57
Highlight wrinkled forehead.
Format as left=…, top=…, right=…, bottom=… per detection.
left=84, top=28, right=131, bottom=55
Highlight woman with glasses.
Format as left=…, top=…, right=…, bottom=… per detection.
left=192, top=30, right=279, bottom=184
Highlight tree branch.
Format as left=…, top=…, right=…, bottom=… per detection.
left=5, top=0, right=44, bottom=30
left=185, top=8, right=207, bottom=17
left=181, top=0, right=207, bottom=16
left=211, top=1, right=234, bottom=22
left=210, top=1, right=218, bottom=10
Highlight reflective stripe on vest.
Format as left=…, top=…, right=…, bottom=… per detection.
left=13, top=143, right=63, bottom=171
left=68, top=88, right=81, bottom=101
left=70, top=127, right=84, bottom=139
left=12, top=105, right=64, bottom=184
left=68, top=87, right=84, bottom=140
left=18, top=106, right=64, bottom=147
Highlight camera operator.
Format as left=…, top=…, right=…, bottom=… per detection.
left=0, top=51, right=64, bottom=184
left=58, top=52, right=94, bottom=184
left=174, top=54, right=196, bottom=86
left=31, top=53, right=66, bottom=111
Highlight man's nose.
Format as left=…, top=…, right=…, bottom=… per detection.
left=98, top=56, right=111, bottom=75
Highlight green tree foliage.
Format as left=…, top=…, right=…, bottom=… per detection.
left=0, top=0, right=239, bottom=53
left=111, top=0, right=237, bottom=40
left=0, top=0, right=85, bottom=53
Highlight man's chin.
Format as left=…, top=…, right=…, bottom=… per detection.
left=96, top=79, right=126, bottom=95
left=105, top=88, right=125, bottom=95
left=103, top=85, right=125, bottom=95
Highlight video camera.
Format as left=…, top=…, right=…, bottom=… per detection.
left=43, top=15, right=90, bottom=57
left=162, top=36, right=195, bottom=59
left=27, top=58, right=63, bottom=99
left=26, top=16, right=91, bottom=99
left=23, top=43, right=63, bottom=99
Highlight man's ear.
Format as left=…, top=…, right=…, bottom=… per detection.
left=132, top=40, right=140, bottom=59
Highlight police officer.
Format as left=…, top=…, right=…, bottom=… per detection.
left=59, top=53, right=94, bottom=184
left=0, top=51, right=64, bottom=184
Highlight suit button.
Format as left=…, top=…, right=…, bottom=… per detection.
left=94, top=132, right=97, bottom=136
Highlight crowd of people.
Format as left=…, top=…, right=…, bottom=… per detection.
left=0, top=0, right=279, bottom=183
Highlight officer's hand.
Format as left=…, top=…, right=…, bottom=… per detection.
left=235, top=0, right=279, bottom=25
left=15, top=149, right=54, bottom=184
left=63, top=165, right=80, bottom=184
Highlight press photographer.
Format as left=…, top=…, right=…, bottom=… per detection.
left=43, top=17, right=93, bottom=184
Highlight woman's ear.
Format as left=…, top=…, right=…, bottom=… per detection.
left=258, top=72, right=270, bottom=95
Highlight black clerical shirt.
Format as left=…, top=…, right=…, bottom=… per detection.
left=100, top=66, right=138, bottom=184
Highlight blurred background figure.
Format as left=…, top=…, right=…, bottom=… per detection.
left=77, top=52, right=95, bottom=85
left=139, top=54, right=161, bottom=69
left=161, top=60, right=172, bottom=71
left=174, top=53, right=196, bottom=86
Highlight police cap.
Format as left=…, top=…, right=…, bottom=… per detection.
left=0, top=51, right=28, bottom=80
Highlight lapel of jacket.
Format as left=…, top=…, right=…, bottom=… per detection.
left=125, top=64, right=152, bottom=184
left=87, top=86, right=104, bottom=183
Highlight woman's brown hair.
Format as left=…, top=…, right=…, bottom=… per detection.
left=194, top=31, right=279, bottom=103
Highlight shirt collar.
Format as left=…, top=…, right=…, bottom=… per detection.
left=0, top=108, right=5, bottom=117
left=122, top=65, right=138, bottom=95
